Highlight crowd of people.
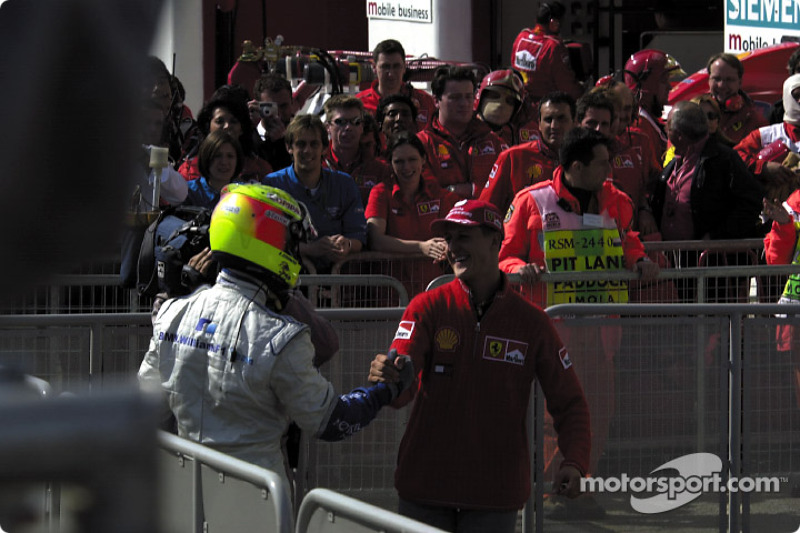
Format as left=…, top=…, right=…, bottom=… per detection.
left=133, top=1, right=800, bottom=530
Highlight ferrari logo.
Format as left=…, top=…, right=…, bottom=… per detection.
left=489, top=340, right=503, bottom=358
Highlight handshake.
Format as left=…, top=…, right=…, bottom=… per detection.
left=369, top=349, right=415, bottom=402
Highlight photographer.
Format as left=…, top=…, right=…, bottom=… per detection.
left=249, top=74, right=296, bottom=171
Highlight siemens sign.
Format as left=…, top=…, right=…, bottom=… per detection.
left=727, top=0, right=800, bottom=28
left=725, top=0, right=800, bottom=52
left=366, top=0, right=432, bottom=23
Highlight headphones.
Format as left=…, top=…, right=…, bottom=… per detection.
left=722, top=93, right=744, bottom=112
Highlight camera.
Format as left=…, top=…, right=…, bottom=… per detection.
left=259, top=101, right=276, bottom=118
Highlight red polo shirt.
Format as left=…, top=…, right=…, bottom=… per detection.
left=365, top=178, right=460, bottom=241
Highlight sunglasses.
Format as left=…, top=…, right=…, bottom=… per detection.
left=706, top=112, right=720, bottom=121
left=331, top=117, right=364, bottom=127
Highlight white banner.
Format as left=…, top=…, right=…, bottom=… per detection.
left=366, top=0, right=433, bottom=23
left=725, top=0, right=800, bottom=53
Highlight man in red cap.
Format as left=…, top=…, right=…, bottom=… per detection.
left=368, top=199, right=590, bottom=532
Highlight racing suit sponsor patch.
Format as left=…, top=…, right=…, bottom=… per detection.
left=435, top=327, right=459, bottom=351
left=559, top=346, right=572, bottom=369
left=482, top=336, right=528, bottom=365
left=394, top=320, right=415, bottom=340
left=613, top=154, right=634, bottom=169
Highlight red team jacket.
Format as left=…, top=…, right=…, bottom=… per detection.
left=479, top=138, right=560, bottom=215
left=389, top=276, right=590, bottom=510
left=510, top=24, right=583, bottom=101
left=717, top=91, right=768, bottom=146
left=499, top=167, right=646, bottom=309
left=417, top=117, right=507, bottom=196
left=735, top=121, right=800, bottom=175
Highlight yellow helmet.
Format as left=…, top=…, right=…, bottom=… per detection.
left=209, top=183, right=316, bottom=289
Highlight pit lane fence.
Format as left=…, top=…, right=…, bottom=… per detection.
left=1, top=239, right=789, bottom=314
left=2, top=301, right=798, bottom=532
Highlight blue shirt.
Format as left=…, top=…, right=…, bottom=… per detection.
left=263, top=166, right=366, bottom=244
left=184, top=177, right=222, bottom=210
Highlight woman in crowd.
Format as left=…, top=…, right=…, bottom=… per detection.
left=179, top=95, right=271, bottom=182
left=183, top=130, right=244, bottom=209
left=691, top=93, right=736, bottom=147
left=365, top=133, right=460, bottom=296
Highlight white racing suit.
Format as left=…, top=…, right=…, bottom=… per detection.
left=139, top=269, right=393, bottom=482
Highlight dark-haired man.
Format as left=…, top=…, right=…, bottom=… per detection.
left=249, top=73, right=295, bottom=170
left=500, top=128, right=657, bottom=502
left=356, top=39, right=436, bottom=131
left=479, top=91, right=575, bottom=214
left=706, top=52, right=767, bottom=145
left=263, top=114, right=366, bottom=272
left=418, top=66, right=507, bottom=199
left=369, top=199, right=590, bottom=532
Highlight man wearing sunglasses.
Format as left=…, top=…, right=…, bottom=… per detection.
left=323, top=95, right=392, bottom=207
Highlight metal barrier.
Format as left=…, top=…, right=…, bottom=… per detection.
left=159, top=431, right=294, bottom=533
left=296, top=488, right=447, bottom=533
left=0, top=239, right=786, bottom=313
left=428, top=263, right=798, bottom=304
left=2, top=302, right=799, bottom=532
left=328, top=252, right=451, bottom=307
left=531, top=303, right=800, bottom=533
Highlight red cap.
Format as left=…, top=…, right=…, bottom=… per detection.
left=430, top=199, right=504, bottom=237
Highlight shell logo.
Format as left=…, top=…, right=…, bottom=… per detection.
left=437, top=145, right=450, bottom=157
left=527, top=164, right=542, bottom=180
left=435, top=327, right=459, bottom=352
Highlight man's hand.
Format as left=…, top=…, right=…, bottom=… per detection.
left=517, top=263, right=545, bottom=284
left=637, top=209, right=659, bottom=236
left=633, top=258, right=659, bottom=282
left=369, top=350, right=414, bottom=401
left=329, top=235, right=357, bottom=258
left=762, top=197, right=791, bottom=225
left=763, top=161, right=796, bottom=185
left=187, top=247, right=216, bottom=278
left=553, top=465, right=582, bottom=498
left=421, top=237, right=448, bottom=262
left=301, top=236, right=349, bottom=262
left=262, top=114, right=287, bottom=142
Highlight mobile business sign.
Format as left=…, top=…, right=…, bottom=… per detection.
left=725, top=0, right=800, bottom=53
left=366, top=0, right=432, bottom=23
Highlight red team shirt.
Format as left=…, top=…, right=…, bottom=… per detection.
left=479, top=138, right=560, bottom=215
left=510, top=24, right=583, bottom=101
left=417, top=117, right=508, bottom=196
